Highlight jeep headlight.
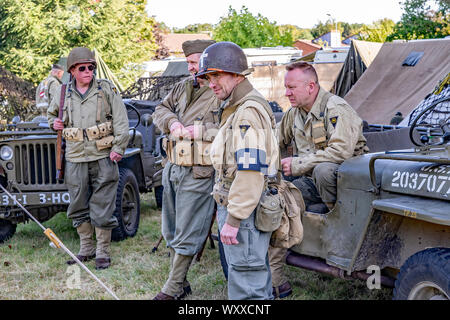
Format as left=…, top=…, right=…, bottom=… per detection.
left=0, top=145, right=13, bottom=161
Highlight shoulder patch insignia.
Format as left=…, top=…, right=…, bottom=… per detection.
left=239, top=125, right=250, bottom=138
left=330, top=116, right=338, bottom=128
left=112, top=86, right=118, bottom=94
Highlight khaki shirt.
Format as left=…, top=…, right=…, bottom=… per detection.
left=47, top=78, right=129, bottom=162
left=210, top=79, right=279, bottom=227
left=153, top=77, right=220, bottom=142
left=35, top=74, right=62, bottom=112
left=278, top=87, right=368, bottom=176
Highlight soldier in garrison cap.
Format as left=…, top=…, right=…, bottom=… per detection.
left=152, top=39, right=220, bottom=300
left=47, top=47, right=129, bottom=270
left=197, top=41, right=279, bottom=300
left=271, top=61, right=369, bottom=298
left=32, top=64, right=64, bottom=120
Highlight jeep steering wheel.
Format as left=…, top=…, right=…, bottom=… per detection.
left=123, top=101, right=141, bottom=129
left=409, top=96, right=450, bottom=146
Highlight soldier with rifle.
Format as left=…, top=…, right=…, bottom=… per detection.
left=152, top=39, right=219, bottom=300
left=47, top=47, right=129, bottom=270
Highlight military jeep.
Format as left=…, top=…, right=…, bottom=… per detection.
left=218, top=97, right=450, bottom=300
left=0, top=100, right=163, bottom=243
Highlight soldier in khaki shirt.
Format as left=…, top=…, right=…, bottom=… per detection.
left=48, top=47, right=129, bottom=270
left=270, top=61, right=369, bottom=298
left=152, top=39, right=219, bottom=300
left=197, top=42, right=279, bottom=300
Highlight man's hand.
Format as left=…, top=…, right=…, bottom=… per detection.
left=281, top=157, right=293, bottom=176
left=53, top=118, right=64, bottom=131
left=220, top=223, right=239, bottom=245
left=110, top=151, right=123, bottom=163
left=170, top=121, right=191, bottom=139
left=184, top=125, right=201, bottom=139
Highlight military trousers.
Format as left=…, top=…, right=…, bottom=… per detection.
left=217, top=205, right=273, bottom=300
left=161, top=162, right=215, bottom=256
left=268, top=246, right=289, bottom=287
left=290, top=162, right=340, bottom=206
left=65, top=157, right=119, bottom=229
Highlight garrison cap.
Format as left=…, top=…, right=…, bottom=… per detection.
left=182, top=39, right=216, bottom=57
left=52, top=64, right=64, bottom=71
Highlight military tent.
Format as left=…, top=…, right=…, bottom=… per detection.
left=344, top=39, right=450, bottom=124
left=334, top=40, right=383, bottom=97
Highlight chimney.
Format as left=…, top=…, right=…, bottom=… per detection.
left=330, top=30, right=341, bottom=47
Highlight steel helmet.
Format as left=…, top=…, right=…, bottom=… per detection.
left=197, top=42, right=253, bottom=78
left=67, top=47, right=96, bottom=71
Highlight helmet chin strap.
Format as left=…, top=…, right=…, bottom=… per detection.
left=193, top=73, right=199, bottom=88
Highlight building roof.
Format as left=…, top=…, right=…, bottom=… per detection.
left=294, top=39, right=321, bottom=49
left=162, top=33, right=213, bottom=55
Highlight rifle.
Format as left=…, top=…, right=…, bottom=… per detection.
left=56, top=84, right=67, bottom=181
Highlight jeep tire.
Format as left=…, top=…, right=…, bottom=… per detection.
left=0, top=219, right=16, bottom=243
left=394, top=247, right=450, bottom=300
left=112, top=167, right=140, bottom=242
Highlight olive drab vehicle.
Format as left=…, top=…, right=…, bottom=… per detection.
left=0, top=101, right=163, bottom=243
left=218, top=96, right=450, bottom=300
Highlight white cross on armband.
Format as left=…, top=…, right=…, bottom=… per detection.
left=235, top=148, right=268, bottom=174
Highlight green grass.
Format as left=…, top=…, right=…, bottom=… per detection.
left=0, top=191, right=392, bottom=300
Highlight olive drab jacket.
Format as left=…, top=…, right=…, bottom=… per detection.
left=47, top=77, right=129, bottom=162
left=278, top=87, right=368, bottom=176
left=210, top=79, right=279, bottom=227
left=153, top=77, right=221, bottom=142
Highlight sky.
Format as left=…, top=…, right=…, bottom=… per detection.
left=146, top=0, right=404, bottom=29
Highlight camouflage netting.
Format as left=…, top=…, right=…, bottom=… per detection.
left=0, top=66, right=36, bottom=123
left=121, top=75, right=187, bottom=101
left=408, top=73, right=450, bottom=126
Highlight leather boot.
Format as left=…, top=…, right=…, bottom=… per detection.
left=95, top=227, right=112, bottom=270
left=67, top=222, right=96, bottom=265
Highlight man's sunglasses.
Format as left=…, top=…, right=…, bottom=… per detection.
left=77, top=65, right=95, bottom=72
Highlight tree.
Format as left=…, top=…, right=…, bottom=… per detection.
left=311, top=20, right=365, bottom=39
left=213, top=6, right=293, bottom=48
left=387, top=0, right=449, bottom=40
left=0, top=0, right=158, bottom=87
left=360, top=18, right=396, bottom=42
left=174, top=23, right=214, bottom=34
left=280, top=25, right=313, bottom=40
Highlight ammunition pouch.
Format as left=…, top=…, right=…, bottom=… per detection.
left=62, top=128, right=83, bottom=142
left=85, top=121, right=113, bottom=141
left=62, top=121, right=114, bottom=151
left=255, top=187, right=285, bottom=232
left=164, top=138, right=213, bottom=167
left=96, top=135, right=114, bottom=151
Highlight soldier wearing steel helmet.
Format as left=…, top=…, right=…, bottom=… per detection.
left=152, top=39, right=219, bottom=300
left=47, top=47, right=129, bottom=270
left=197, top=41, right=279, bottom=300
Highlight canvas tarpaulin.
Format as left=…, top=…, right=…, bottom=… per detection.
left=334, top=40, right=382, bottom=97
left=344, top=39, right=450, bottom=124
